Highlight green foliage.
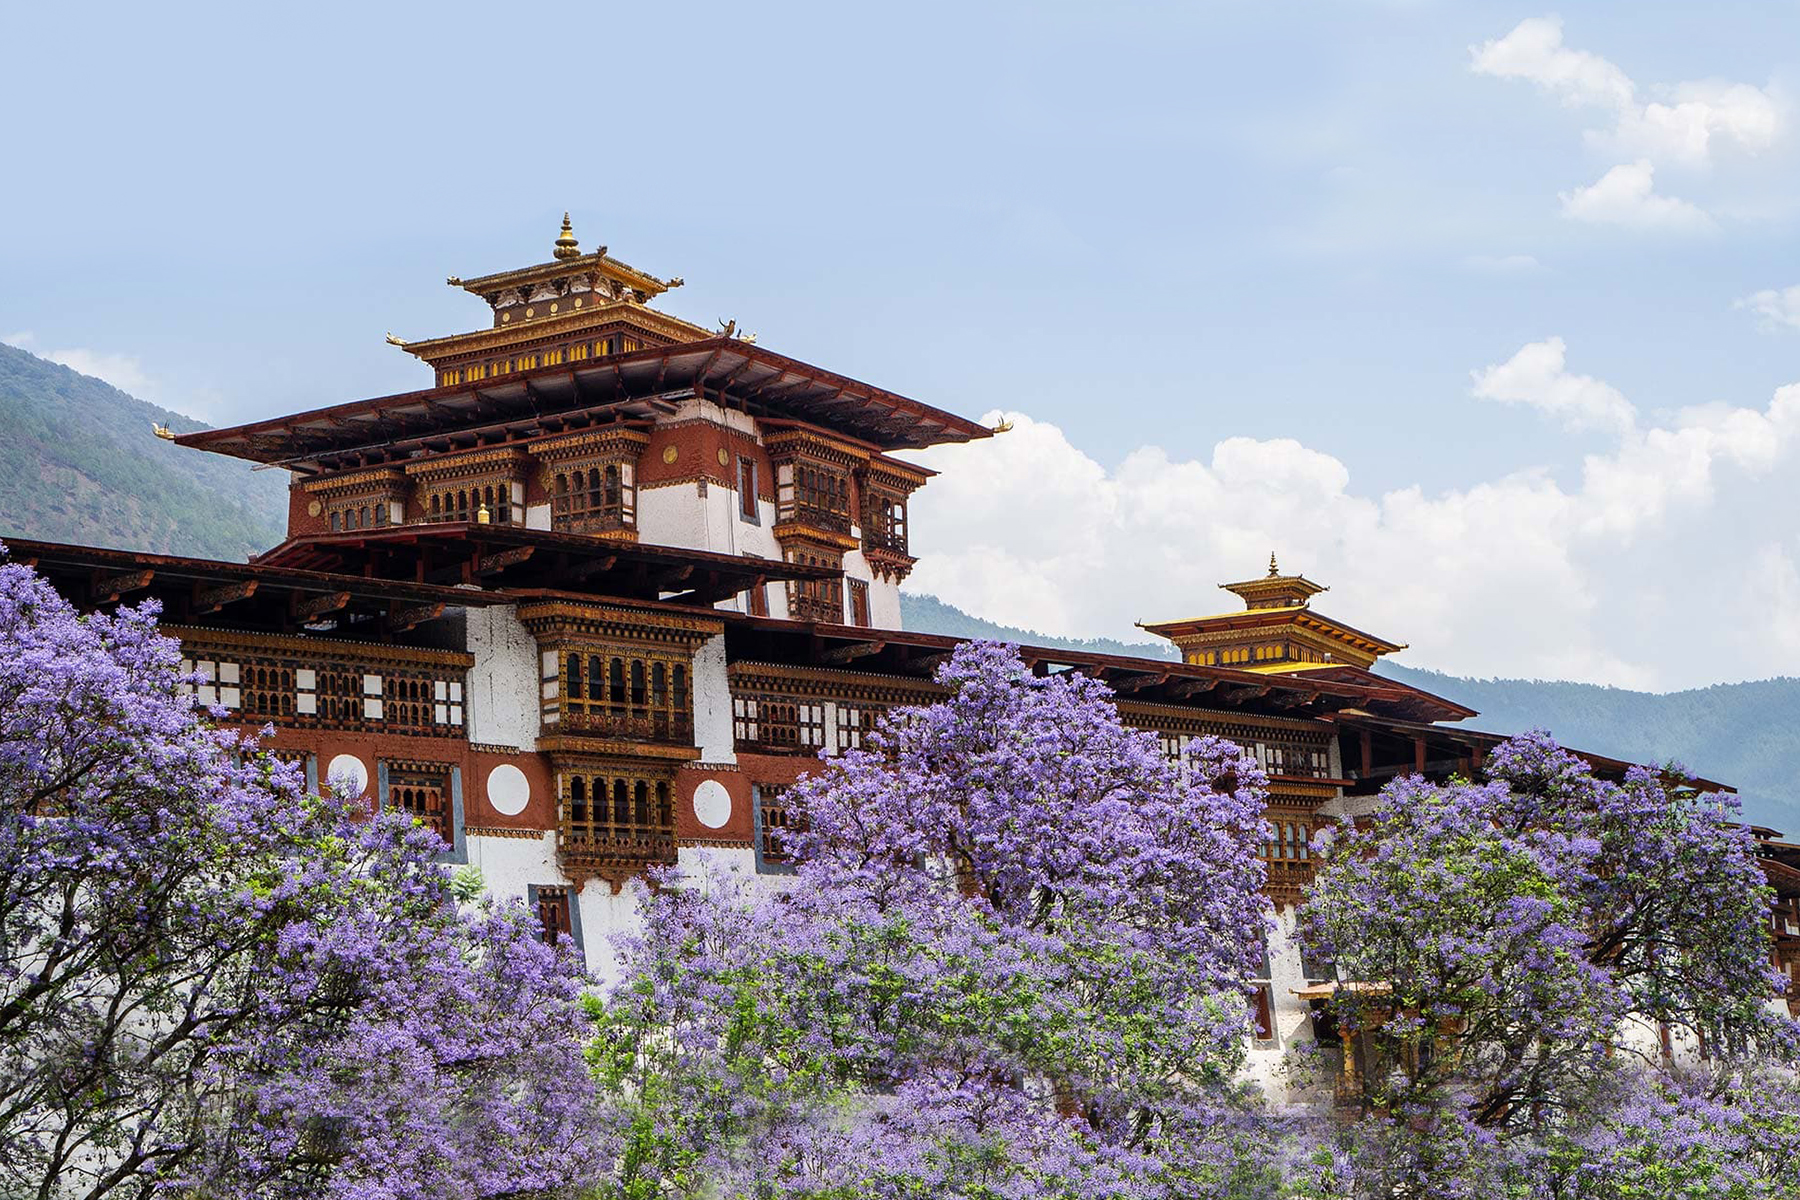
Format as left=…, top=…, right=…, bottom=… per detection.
left=0, top=342, right=287, bottom=560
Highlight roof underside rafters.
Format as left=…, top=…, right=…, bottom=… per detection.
left=175, top=338, right=991, bottom=472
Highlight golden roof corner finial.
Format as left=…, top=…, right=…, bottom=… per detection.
left=992, top=417, right=1015, bottom=434
left=1268, top=551, right=1280, bottom=577
left=553, top=212, right=580, bottom=260
left=384, top=331, right=408, bottom=347
left=151, top=422, right=176, bottom=441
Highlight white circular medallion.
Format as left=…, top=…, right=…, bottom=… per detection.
left=692, top=779, right=732, bottom=830
left=325, top=753, right=369, bottom=797
left=487, top=764, right=530, bottom=816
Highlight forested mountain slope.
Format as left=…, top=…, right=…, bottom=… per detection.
left=0, top=342, right=286, bottom=560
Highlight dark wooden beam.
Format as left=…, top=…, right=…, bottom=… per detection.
left=1167, top=678, right=1222, bottom=699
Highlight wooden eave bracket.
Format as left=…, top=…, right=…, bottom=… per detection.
left=193, top=580, right=257, bottom=616
left=820, top=640, right=886, bottom=665
left=94, top=568, right=155, bottom=603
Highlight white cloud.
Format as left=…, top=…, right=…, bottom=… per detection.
left=1470, top=336, right=1637, bottom=433
left=2, top=332, right=161, bottom=401
left=1462, top=253, right=1543, bottom=274
left=1471, top=17, right=1782, bottom=228
left=907, top=342, right=1800, bottom=690
left=1469, top=16, right=1635, bottom=112
left=1755, top=542, right=1800, bottom=655
left=1471, top=17, right=1781, bottom=167
left=1736, top=285, right=1800, bottom=333
left=43, top=348, right=156, bottom=398
left=1557, top=161, right=1713, bottom=232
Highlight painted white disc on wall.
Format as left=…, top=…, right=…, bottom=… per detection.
left=692, top=779, right=732, bottom=829
left=487, top=763, right=531, bottom=816
left=325, top=753, right=369, bottom=797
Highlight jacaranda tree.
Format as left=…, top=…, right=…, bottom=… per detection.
left=1300, top=730, right=1800, bottom=1197
left=0, top=552, right=604, bottom=1200
left=594, top=641, right=1321, bottom=1198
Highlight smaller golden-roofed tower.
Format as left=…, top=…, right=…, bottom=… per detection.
left=1138, top=554, right=1405, bottom=673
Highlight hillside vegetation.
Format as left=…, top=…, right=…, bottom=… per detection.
left=0, top=342, right=286, bottom=560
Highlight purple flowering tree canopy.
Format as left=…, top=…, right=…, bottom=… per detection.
left=597, top=642, right=1287, bottom=1197
left=0, top=553, right=603, bottom=1200
left=1300, top=730, right=1800, bottom=1196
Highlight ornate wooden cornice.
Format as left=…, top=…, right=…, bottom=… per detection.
left=402, top=447, right=529, bottom=484
left=167, top=625, right=475, bottom=670
left=536, top=737, right=702, bottom=763
left=302, top=467, right=409, bottom=499
left=515, top=600, right=724, bottom=648
left=527, top=427, right=650, bottom=465
left=728, top=660, right=946, bottom=704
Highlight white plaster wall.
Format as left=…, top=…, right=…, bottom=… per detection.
left=841, top=544, right=897, bottom=630
left=463, top=605, right=539, bottom=751
left=638, top=484, right=711, bottom=553
left=465, top=831, right=559, bottom=906
left=525, top=502, right=551, bottom=531
left=1242, top=906, right=1327, bottom=1103
left=577, top=883, right=647, bottom=986
left=870, top=576, right=903, bottom=630
left=692, top=633, right=736, bottom=763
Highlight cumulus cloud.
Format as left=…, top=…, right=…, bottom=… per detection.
left=907, top=341, right=1800, bottom=690
left=1558, top=161, right=1714, bottom=232
left=1736, top=285, right=1800, bottom=333
left=1472, top=17, right=1782, bottom=227
left=2, top=331, right=162, bottom=402
left=1470, top=336, right=1637, bottom=434
left=43, top=347, right=157, bottom=397
left=1472, top=17, right=1781, bottom=167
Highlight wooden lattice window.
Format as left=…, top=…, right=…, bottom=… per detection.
left=558, top=768, right=677, bottom=876
left=759, top=784, right=800, bottom=864
left=536, top=886, right=573, bottom=945
left=865, top=493, right=908, bottom=554
left=426, top=481, right=514, bottom=524
left=787, top=463, right=852, bottom=533
left=787, top=549, right=842, bottom=623
left=550, top=464, right=635, bottom=534
left=547, top=649, right=691, bottom=743
left=847, top=579, right=870, bottom=628
left=387, top=761, right=453, bottom=846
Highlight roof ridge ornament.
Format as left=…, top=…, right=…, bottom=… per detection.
left=1269, top=551, right=1280, bottom=577
left=552, top=212, right=580, bottom=260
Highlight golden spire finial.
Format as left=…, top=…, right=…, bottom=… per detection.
left=553, top=212, right=580, bottom=260
left=1268, top=552, right=1280, bottom=577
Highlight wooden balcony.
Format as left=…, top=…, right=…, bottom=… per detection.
left=558, top=830, right=678, bottom=886
left=558, top=708, right=694, bottom=746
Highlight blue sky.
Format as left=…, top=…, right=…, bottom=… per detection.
left=4, top=1, right=1800, bottom=689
